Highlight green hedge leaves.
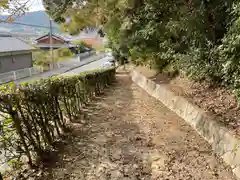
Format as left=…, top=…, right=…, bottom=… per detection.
left=0, top=68, right=116, bottom=168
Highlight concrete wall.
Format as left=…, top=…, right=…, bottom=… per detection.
left=130, top=70, right=240, bottom=180
left=0, top=53, right=33, bottom=73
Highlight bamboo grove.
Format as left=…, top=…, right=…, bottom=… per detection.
left=0, top=68, right=116, bottom=167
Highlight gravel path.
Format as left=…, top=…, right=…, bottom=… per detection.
left=39, top=73, right=236, bottom=180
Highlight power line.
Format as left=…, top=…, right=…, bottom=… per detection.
left=2, top=32, right=46, bottom=37
left=1, top=20, right=59, bottom=29
left=0, top=0, right=58, bottom=29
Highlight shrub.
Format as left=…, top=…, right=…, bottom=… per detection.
left=72, top=40, right=93, bottom=53
left=57, top=48, right=73, bottom=57
left=0, top=68, right=116, bottom=168
left=32, top=51, right=51, bottom=67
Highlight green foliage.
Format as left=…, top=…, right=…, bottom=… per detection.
left=101, top=0, right=237, bottom=84
left=72, top=41, right=93, bottom=53
left=0, top=68, right=116, bottom=167
left=43, top=0, right=240, bottom=101
left=56, top=48, right=73, bottom=57
left=32, top=50, right=51, bottom=68
left=33, top=48, right=73, bottom=69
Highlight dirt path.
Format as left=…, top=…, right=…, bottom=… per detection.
left=38, top=73, right=236, bottom=180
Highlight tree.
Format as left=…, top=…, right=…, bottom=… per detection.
left=0, top=0, right=32, bottom=22
left=42, top=0, right=238, bottom=83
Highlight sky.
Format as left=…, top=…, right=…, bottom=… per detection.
left=29, top=0, right=45, bottom=12
left=0, top=0, right=45, bottom=15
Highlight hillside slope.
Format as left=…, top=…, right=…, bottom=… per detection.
left=0, top=11, right=59, bottom=33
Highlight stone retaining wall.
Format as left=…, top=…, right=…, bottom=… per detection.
left=131, top=70, right=240, bottom=179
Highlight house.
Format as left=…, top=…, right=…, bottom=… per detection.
left=35, top=33, right=77, bottom=50
left=78, top=30, right=104, bottom=47
left=82, top=37, right=104, bottom=46
left=0, top=34, right=35, bottom=73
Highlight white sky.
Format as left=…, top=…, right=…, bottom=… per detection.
left=0, top=0, right=45, bottom=15
left=29, top=0, right=45, bottom=12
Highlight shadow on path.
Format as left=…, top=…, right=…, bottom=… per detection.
left=38, top=74, right=154, bottom=180
left=27, top=72, right=237, bottom=180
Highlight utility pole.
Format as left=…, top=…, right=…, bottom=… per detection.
left=49, top=18, right=54, bottom=69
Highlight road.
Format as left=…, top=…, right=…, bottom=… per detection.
left=13, top=53, right=106, bottom=84
left=61, top=57, right=109, bottom=76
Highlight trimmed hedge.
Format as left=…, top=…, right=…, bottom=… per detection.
left=0, top=68, right=116, bottom=167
